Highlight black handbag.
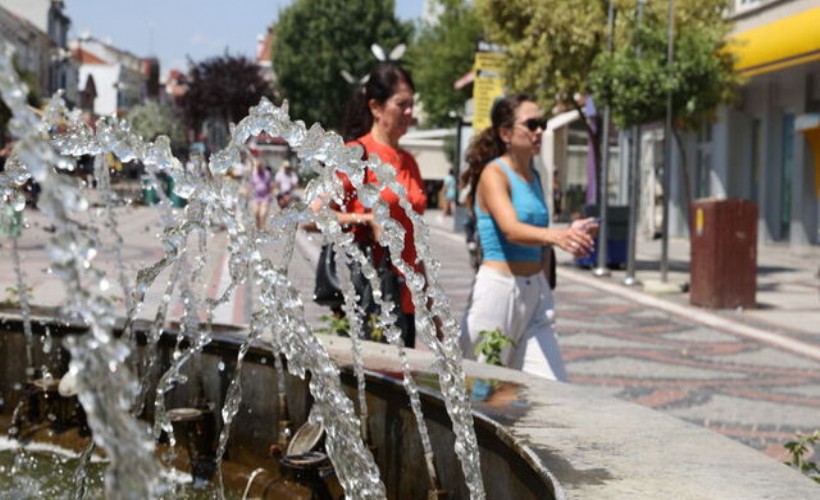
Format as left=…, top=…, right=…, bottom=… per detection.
left=313, top=244, right=344, bottom=307
left=350, top=245, right=402, bottom=316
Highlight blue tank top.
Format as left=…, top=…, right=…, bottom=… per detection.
left=476, top=158, right=549, bottom=263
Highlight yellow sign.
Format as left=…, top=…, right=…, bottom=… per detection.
left=695, top=208, right=704, bottom=236
left=475, top=52, right=506, bottom=72
left=472, top=76, right=505, bottom=133
left=471, top=49, right=507, bottom=134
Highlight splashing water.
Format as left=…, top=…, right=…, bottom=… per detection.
left=0, top=40, right=485, bottom=499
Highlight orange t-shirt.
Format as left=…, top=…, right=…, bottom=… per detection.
left=339, top=133, right=427, bottom=313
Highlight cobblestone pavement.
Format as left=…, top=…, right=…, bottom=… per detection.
left=554, top=279, right=820, bottom=461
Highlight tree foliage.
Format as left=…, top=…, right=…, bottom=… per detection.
left=181, top=54, right=273, bottom=132
left=476, top=0, right=607, bottom=113
left=126, top=100, right=186, bottom=152
left=476, top=0, right=738, bottom=129
left=590, top=0, right=740, bottom=130
left=272, top=0, right=412, bottom=129
left=405, top=0, right=483, bottom=128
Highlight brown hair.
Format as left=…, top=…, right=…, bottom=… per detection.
left=340, top=63, right=415, bottom=142
left=462, top=94, right=533, bottom=208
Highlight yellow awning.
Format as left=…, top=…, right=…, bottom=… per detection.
left=729, top=7, right=820, bottom=77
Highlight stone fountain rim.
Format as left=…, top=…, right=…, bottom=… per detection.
left=1, top=311, right=818, bottom=499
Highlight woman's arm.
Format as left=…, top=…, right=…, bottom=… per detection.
left=479, top=163, right=595, bottom=256
left=304, top=195, right=377, bottom=232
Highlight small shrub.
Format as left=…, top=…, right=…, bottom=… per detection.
left=1, top=285, right=33, bottom=308
left=474, top=328, right=514, bottom=367
left=784, top=431, right=820, bottom=483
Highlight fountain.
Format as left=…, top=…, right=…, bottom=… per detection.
left=3, top=41, right=819, bottom=500
left=0, top=41, right=503, bottom=499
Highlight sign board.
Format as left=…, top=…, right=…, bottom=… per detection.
left=471, top=45, right=507, bottom=134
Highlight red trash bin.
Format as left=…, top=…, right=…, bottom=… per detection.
left=689, top=198, right=757, bottom=309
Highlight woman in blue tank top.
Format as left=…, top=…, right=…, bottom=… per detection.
left=460, top=95, right=598, bottom=381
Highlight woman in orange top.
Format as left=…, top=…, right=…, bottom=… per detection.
left=330, top=63, right=427, bottom=348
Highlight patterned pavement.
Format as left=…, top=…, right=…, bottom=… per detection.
left=554, top=280, right=820, bottom=460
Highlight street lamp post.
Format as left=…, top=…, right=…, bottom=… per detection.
left=623, top=0, right=647, bottom=287
left=660, top=0, right=676, bottom=283
left=593, top=0, right=617, bottom=278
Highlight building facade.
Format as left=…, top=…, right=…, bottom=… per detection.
left=0, top=0, right=77, bottom=104
left=668, top=0, right=820, bottom=247
left=69, top=36, right=148, bottom=117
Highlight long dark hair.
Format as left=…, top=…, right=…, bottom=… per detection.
left=462, top=94, right=533, bottom=207
left=340, top=63, right=415, bottom=142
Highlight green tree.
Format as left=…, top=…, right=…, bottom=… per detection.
left=406, top=0, right=483, bottom=128
left=181, top=53, right=273, bottom=133
left=475, top=0, right=610, bottom=171
left=272, top=0, right=412, bottom=129
left=590, top=1, right=739, bottom=131
left=476, top=0, right=738, bottom=201
left=126, top=100, right=186, bottom=152
left=476, top=0, right=607, bottom=114
left=589, top=1, right=740, bottom=205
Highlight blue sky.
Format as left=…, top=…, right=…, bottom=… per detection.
left=67, top=1, right=422, bottom=74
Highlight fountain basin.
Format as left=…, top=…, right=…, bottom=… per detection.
left=0, top=310, right=816, bottom=499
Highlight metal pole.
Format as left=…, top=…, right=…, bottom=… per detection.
left=453, top=115, right=463, bottom=233
left=594, top=0, right=616, bottom=277
left=660, top=0, right=675, bottom=282
left=624, top=126, right=642, bottom=286
left=624, top=0, right=646, bottom=287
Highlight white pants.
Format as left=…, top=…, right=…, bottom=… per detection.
left=461, top=266, right=567, bottom=381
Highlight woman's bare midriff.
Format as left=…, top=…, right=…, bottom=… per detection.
left=482, top=260, right=542, bottom=277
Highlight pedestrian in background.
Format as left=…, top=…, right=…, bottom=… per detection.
left=323, top=62, right=426, bottom=348
left=458, top=169, right=480, bottom=271
left=250, top=155, right=273, bottom=230
left=460, top=94, right=598, bottom=381
left=442, top=168, right=456, bottom=217
left=275, top=160, right=299, bottom=208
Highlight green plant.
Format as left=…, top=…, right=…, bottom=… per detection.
left=316, top=314, right=350, bottom=336
left=316, top=312, right=388, bottom=343
left=1, top=285, right=33, bottom=308
left=784, top=431, right=820, bottom=483
left=366, top=314, right=385, bottom=343
left=474, top=328, right=514, bottom=366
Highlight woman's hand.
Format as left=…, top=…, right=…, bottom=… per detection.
left=367, top=217, right=383, bottom=243
left=555, top=224, right=595, bottom=258
left=571, top=217, right=599, bottom=237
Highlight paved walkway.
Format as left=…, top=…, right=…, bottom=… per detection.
left=1, top=197, right=818, bottom=466
left=422, top=210, right=820, bottom=464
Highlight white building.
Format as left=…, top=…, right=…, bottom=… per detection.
left=69, top=36, right=147, bottom=117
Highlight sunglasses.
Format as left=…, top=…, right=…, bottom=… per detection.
left=519, top=118, right=548, bottom=132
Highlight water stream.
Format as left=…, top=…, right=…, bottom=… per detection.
left=0, top=41, right=485, bottom=498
